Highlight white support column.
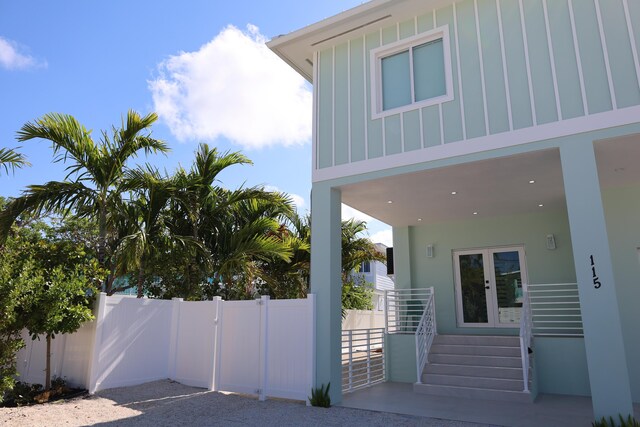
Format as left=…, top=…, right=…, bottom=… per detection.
left=560, top=141, right=633, bottom=419
left=310, top=184, right=342, bottom=403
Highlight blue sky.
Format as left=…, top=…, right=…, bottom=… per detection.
left=0, top=0, right=392, bottom=245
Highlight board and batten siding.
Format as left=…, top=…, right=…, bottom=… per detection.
left=314, top=0, right=640, bottom=176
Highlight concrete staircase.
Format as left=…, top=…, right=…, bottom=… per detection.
left=413, top=334, right=533, bottom=403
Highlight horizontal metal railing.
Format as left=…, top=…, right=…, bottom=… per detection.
left=528, top=283, right=583, bottom=337
left=385, top=288, right=434, bottom=334
left=341, top=328, right=385, bottom=393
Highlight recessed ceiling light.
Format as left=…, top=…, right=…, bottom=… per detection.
left=538, top=204, right=544, bottom=207
left=451, top=191, right=457, bottom=195
left=529, top=180, right=535, bottom=184
left=418, top=218, right=422, bottom=221
left=387, top=200, right=393, bottom=204
left=473, top=212, right=478, bottom=215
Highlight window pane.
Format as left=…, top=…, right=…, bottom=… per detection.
left=413, top=39, right=446, bottom=102
left=381, top=50, right=411, bottom=110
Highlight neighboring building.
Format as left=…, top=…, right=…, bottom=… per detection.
left=360, top=243, right=395, bottom=310
left=268, top=0, right=640, bottom=419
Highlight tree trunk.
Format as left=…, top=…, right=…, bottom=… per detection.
left=45, top=334, right=52, bottom=391
left=136, top=261, right=145, bottom=298
left=98, top=203, right=108, bottom=291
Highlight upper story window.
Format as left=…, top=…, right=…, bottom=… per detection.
left=371, top=26, right=453, bottom=119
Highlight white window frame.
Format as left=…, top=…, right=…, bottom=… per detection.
left=370, top=25, right=454, bottom=120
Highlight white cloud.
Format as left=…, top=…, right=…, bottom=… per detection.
left=0, top=37, right=46, bottom=70
left=341, top=204, right=374, bottom=223
left=370, top=229, right=393, bottom=247
left=149, top=24, right=312, bottom=149
left=264, top=185, right=306, bottom=210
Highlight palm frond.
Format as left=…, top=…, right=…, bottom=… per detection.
left=0, top=147, right=30, bottom=174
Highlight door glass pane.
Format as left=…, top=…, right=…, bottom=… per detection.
left=493, top=251, right=523, bottom=324
left=381, top=50, right=411, bottom=110
left=413, top=38, right=446, bottom=102
left=459, top=254, right=488, bottom=323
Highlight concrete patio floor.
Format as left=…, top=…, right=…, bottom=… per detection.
left=340, top=382, right=640, bottom=427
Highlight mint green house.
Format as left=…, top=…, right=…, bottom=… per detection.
left=269, top=0, right=640, bottom=419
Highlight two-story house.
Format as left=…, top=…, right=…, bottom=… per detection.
left=268, top=0, right=639, bottom=419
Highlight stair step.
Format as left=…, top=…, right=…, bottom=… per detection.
left=434, top=334, right=519, bottom=347
left=430, top=344, right=521, bottom=357
left=422, top=373, right=524, bottom=391
left=424, top=363, right=523, bottom=379
left=428, top=353, right=522, bottom=368
left=414, top=383, right=533, bottom=403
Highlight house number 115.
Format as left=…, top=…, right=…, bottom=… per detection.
left=590, top=255, right=602, bottom=289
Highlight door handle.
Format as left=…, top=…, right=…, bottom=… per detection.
left=485, top=286, right=490, bottom=289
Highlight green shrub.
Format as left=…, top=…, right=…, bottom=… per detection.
left=1, top=381, right=43, bottom=407
left=592, top=414, right=640, bottom=427
left=309, top=382, right=331, bottom=408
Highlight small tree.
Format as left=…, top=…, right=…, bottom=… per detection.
left=7, top=216, right=102, bottom=391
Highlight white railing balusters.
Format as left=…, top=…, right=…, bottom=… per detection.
left=519, top=287, right=533, bottom=392
left=414, top=287, right=436, bottom=384
left=341, top=327, right=385, bottom=393
left=385, top=288, right=434, bottom=334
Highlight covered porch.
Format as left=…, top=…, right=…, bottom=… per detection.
left=340, top=382, right=640, bottom=427
left=311, top=131, right=640, bottom=419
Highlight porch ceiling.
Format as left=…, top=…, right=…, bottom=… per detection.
left=340, top=149, right=566, bottom=227
left=340, top=136, right=640, bottom=227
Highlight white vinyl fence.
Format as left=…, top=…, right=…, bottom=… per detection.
left=16, top=293, right=315, bottom=402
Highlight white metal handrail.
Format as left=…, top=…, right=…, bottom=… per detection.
left=341, top=328, right=385, bottom=393
left=385, top=288, right=434, bottom=334
left=519, top=288, right=533, bottom=392
left=415, top=287, right=436, bottom=384
left=528, top=283, right=583, bottom=337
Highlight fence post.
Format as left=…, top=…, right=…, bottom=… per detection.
left=306, top=294, right=316, bottom=406
left=348, top=330, right=353, bottom=392
left=168, top=298, right=183, bottom=381
left=366, top=329, right=371, bottom=385
left=384, top=290, right=389, bottom=333
left=259, top=295, right=269, bottom=401
left=212, top=297, right=224, bottom=392
left=87, top=292, right=107, bottom=394
left=430, top=286, right=437, bottom=335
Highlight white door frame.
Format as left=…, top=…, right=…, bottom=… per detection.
left=453, top=246, right=528, bottom=328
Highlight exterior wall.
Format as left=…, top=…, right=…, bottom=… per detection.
left=407, top=209, right=576, bottom=335
left=602, top=184, right=640, bottom=402
left=386, top=333, right=417, bottom=383
left=315, top=0, right=640, bottom=178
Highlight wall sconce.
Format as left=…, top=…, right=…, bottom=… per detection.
left=546, top=234, right=556, bottom=250
left=426, top=244, right=435, bottom=258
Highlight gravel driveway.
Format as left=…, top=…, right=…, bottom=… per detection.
left=0, top=380, right=491, bottom=426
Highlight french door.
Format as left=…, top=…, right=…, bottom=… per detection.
left=453, top=247, right=528, bottom=328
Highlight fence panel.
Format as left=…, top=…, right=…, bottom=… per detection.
left=91, top=296, right=173, bottom=392
left=265, top=297, right=314, bottom=401
left=171, top=298, right=220, bottom=389
left=342, top=328, right=385, bottom=393
left=217, top=300, right=262, bottom=395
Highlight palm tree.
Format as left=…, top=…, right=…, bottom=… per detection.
left=0, top=111, right=168, bottom=292
left=0, top=147, right=30, bottom=175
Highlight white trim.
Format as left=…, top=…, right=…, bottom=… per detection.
left=453, top=3, right=467, bottom=140
left=518, top=0, right=537, bottom=126
left=312, top=51, right=319, bottom=170
left=380, top=29, right=386, bottom=157
left=568, top=0, right=589, bottom=116
left=622, top=0, right=640, bottom=93
left=474, top=0, right=490, bottom=136
left=332, top=46, right=336, bottom=166
left=419, top=106, right=426, bottom=148
left=312, top=103, right=640, bottom=182
left=496, top=0, right=513, bottom=131
left=369, top=25, right=454, bottom=120
left=347, top=39, right=352, bottom=163
left=435, top=9, right=445, bottom=146
left=594, top=0, right=617, bottom=109
left=363, top=34, right=369, bottom=160
left=400, top=112, right=405, bottom=152
left=542, top=0, right=562, bottom=121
